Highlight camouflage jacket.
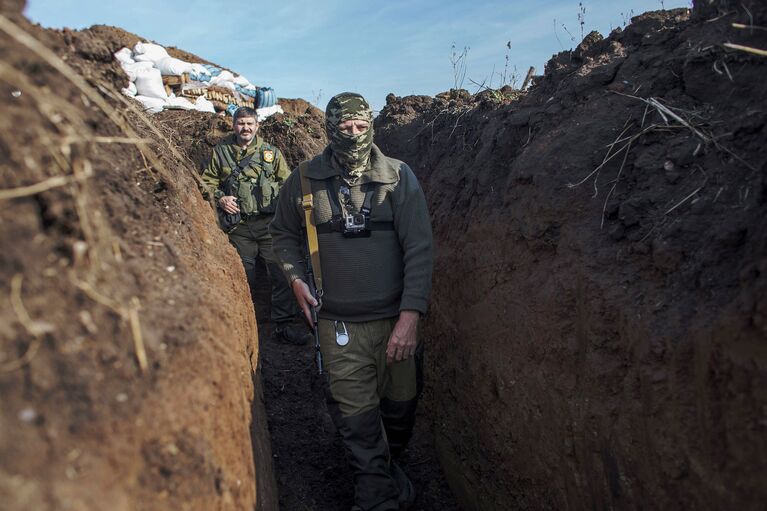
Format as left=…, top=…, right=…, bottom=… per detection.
left=201, top=134, right=291, bottom=216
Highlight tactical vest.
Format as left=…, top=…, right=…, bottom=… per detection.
left=216, top=141, right=281, bottom=215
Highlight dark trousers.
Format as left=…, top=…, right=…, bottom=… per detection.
left=227, top=215, right=296, bottom=324
left=318, top=318, right=422, bottom=511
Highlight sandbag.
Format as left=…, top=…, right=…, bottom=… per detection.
left=210, top=76, right=236, bottom=91
left=133, top=42, right=169, bottom=63
left=120, top=60, right=154, bottom=82
left=156, top=56, right=193, bottom=76
left=233, top=75, right=251, bottom=87
left=256, top=104, right=283, bottom=122
left=121, top=82, right=138, bottom=97
left=188, top=63, right=211, bottom=82
left=133, top=95, right=166, bottom=113
left=203, top=64, right=222, bottom=77
left=195, top=95, right=216, bottom=113
left=166, top=95, right=196, bottom=110
left=134, top=67, right=168, bottom=100
left=215, top=70, right=235, bottom=82
left=114, top=47, right=134, bottom=65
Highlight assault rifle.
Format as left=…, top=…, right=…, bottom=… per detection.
left=304, top=254, right=324, bottom=375
left=298, top=160, right=324, bottom=375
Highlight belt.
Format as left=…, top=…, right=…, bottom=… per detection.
left=241, top=212, right=273, bottom=221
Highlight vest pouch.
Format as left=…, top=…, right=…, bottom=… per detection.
left=217, top=208, right=242, bottom=233
left=253, top=173, right=278, bottom=214
left=236, top=178, right=259, bottom=215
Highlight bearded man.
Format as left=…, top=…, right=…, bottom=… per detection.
left=270, top=92, right=434, bottom=510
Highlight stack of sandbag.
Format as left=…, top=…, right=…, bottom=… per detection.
left=115, top=42, right=282, bottom=118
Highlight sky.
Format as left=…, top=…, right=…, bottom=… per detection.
left=24, top=0, right=691, bottom=113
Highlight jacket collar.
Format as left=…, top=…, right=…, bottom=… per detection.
left=224, top=134, right=263, bottom=157
left=306, top=144, right=399, bottom=184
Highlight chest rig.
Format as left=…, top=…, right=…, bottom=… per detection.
left=316, top=178, right=394, bottom=238
left=217, top=142, right=280, bottom=216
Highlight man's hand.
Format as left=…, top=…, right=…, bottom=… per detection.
left=291, top=278, right=318, bottom=326
left=219, top=195, right=240, bottom=214
left=386, top=310, right=419, bottom=365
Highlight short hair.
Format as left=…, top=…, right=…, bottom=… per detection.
left=233, top=106, right=258, bottom=122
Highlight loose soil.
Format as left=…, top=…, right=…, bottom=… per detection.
left=2, top=0, right=766, bottom=510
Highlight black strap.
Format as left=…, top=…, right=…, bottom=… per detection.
left=327, top=177, right=343, bottom=217
left=218, top=147, right=258, bottom=196
left=317, top=180, right=393, bottom=233
left=316, top=220, right=394, bottom=234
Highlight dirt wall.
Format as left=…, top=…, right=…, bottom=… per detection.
left=0, top=9, right=277, bottom=511
left=376, top=6, right=766, bottom=510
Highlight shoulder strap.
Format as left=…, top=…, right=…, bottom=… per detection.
left=217, top=144, right=257, bottom=180
left=360, top=183, right=377, bottom=213
left=235, top=151, right=257, bottom=177
left=299, top=161, right=323, bottom=296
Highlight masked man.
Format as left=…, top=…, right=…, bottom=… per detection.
left=202, top=106, right=311, bottom=345
left=270, top=93, right=434, bottom=510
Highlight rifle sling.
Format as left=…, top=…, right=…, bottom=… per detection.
left=298, top=161, right=323, bottom=297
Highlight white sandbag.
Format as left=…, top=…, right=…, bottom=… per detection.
left=114, top=47, right=134, bottom=65
left=156, top=56, right=193, bottom=76
left=134, top=67, right=168, bottom=100
left=120, top=60, right=154, bottom=81
left=121, top=81, right=138, bottom=97
left=209, top=75, right=236, bottom=91
left=190, top=63, right=209, bottom=75
left=215, top=70, right=235, bottom=82
left=233, top=75, right=251, bottom=87
left=256, top=104, right=284, bottom=122
left=166, top=96, right=196, bottom=110
left=195, top=95, right=216, bottom=113
left=133, top=42, right=169, bottom=63
left=133, top=95, right=166, bottom=113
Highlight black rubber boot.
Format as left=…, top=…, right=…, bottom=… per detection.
left=331, top=406, right=400, bottom=511
left=380, top=397, right=418, bottom=459
left=391, top=462, right=416, bottom=509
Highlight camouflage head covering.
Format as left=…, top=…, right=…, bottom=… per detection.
left=325, top=92, right=374, bottom=181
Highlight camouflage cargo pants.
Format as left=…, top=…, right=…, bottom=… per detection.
left=318, top=317, right=422, bottom=511
left=227, top=215, right=297, bottom=324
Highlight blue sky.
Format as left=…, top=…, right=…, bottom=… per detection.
left=25, top=0, right=690, bottom=112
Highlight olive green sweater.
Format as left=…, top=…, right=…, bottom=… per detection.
left=270, top=144, right=433, bottom=321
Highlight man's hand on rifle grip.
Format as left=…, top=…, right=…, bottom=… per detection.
left=291, top=278, right=318, bottom=327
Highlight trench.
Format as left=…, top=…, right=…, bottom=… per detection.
left=1, top=2, right=765, bottom=510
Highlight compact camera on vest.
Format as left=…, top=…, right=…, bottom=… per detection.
left=342, top=211, right=371, bottom=238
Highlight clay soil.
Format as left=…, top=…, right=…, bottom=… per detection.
left=374, top=2, right=766, bottom=510
left=0, top=8, right=275, bottom=511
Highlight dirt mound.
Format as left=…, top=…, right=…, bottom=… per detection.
left=376, top=3, right=766, bottom=510
left=0, top=10, right=276, bottom=511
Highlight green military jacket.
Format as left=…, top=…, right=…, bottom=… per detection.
left=201, top=134, right=291, bottom=217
